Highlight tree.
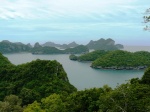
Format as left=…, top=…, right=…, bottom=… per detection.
left=0, top=95, right=23, bottom=112
left=41, top=94, right=66, bottom=112
left=143, top=8, right=150, bottom=31
left=141, top=67, right=150, bottom=85
left=23, top=101, right=43, bottom=112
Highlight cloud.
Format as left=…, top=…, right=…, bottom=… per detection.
left=0, top=0, right=141, bottom=20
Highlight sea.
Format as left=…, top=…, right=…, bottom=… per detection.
left=4, top=46, right=150, bottom=90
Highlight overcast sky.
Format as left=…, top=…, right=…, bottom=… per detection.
left=0, top=0, right=150, bottom=45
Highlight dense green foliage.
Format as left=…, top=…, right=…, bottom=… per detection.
left=141, top=67, right=150, bottom=85
left=0, top=54, right=76, bottom=106
left=24, top=81, right=150, bottom=112
left=24, top=67, right=150, bottom=111
left=77, top=50, right=109, bottom=61
left=1, top=52, right=150, bottom=112
left=0, top=95, right=23, bottom=112
left=0, top=52, right=12, bottom=67
left=92, top=50, right=150, bottom=69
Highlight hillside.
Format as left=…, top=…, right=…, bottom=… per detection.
left=0, top=54, right=77, bottom=105
left=91, top=50, right=150, bottom=70
left=42, top=41, right=79, bottom=49
left=64, top=45, right=89, bottom=54
left=0, top=52, right=12, bottom=67
left=86, top=38, right=124, bottom=50
left=0, top=40, right=31, bottom=53
left=24, top=69, right=150, bottom=112
left=32, top=45, right=89, bottom=54
left=70, top=50, right=109, bottom=61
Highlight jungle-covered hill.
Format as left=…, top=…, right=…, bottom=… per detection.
left=70, top=50, right=150, bottom=70
left=0, top=53, right=76, bottom=106
left=92, top=50, right=150, bottom=70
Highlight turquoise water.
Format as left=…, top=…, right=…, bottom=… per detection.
left=4, top=53, right=144, bottom=90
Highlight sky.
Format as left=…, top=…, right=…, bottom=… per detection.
left=0, top=0, right=150, bottom=46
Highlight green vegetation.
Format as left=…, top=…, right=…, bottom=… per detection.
left=0, top=53, right=76, bottom=106
left=32, top=45, right=89, bottom=54
left=0, top=52, right=12, bottom=67
left=24, top=76, right=150, bottom=112
left=0, top=40, right=31, bottom=53
left=0, top=39, right=123, bottom=54
left=69, top=50, right=109, bottom=61
left=92, top=50, right=150, bottom=70
left=0, top=53, right=150, bottom=111
left=69, top=54, right=78, bottom=60
left=0, top=40, right=89, bottom=54
left=0, top=95, right=23, bottom=112
left=64, top=45, right=89, bottom=54
left=77, top=50, right=109, bottom=61
left=70, top=50, right=150, bottom=70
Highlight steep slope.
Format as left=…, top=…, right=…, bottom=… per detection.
left=0, top=57, right=77, bottom=105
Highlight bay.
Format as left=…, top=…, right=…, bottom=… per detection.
left=4, top=53, right=144, bottom=90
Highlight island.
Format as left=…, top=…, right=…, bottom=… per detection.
left=32, top=45, right=89, bottom=54
left=70, top=50, right=109, bottom=61
left=86, top=38, right=124, bottom=50
left=91, top=50, right=150, bottom=70
left=0, top=40, right=31, bottom=53
left=0, top=38, right=124, bottom=54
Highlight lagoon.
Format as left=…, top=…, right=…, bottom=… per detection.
left=4, top=53, right=144, bottom=90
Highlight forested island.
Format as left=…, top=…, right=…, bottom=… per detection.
left=32, top=44, right=89, bottom=54
left=70, top=50, right=150, bottom=70
left=0, top=38, right=123, bottom=54
left=0, top=52, right=150, bottom=111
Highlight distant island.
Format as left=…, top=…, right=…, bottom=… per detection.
left=86, top=38, right=124, bottom=50
left=70, top=50, right=150, bottom=70
left=42, top=41, right=79, bottom=49
left=0, top=38, right=124, bottom=54
left=0, top=40, right=31, bottom=53
left=32, top=44, right=89, bottom=54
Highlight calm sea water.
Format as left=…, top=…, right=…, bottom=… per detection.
left=123, top=46, right=150, bottom=52
left=4, top=51, right=144, bottom=90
